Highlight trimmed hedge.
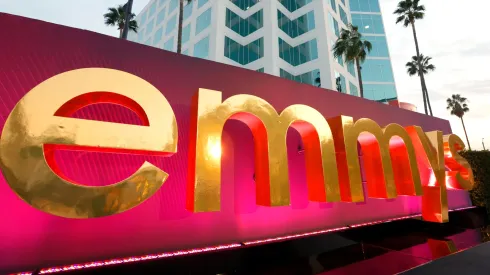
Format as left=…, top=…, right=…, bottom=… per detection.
left=461, top=150, right=490, bottom=217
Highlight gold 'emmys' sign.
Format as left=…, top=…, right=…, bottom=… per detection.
left=0, top=69, right=474, bottom=222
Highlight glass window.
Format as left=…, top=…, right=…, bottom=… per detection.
left=278, top=0, right=313, bottom=12
left=182, top=24, right=191, bottom=44
left=340, top=0, right=345, bottom=5
left=196, top=8, right=212, bottom=35
left=278, top=38, right=318, bottom=66
left=277, top=10, right=315, bottom=38
left=198, top=0, right=209, bottom=8
left=144, top=37, right=152, bottom=46
left=226, top=9, right=263, bottom=37
left=329, top=0, right=337, bottom=12
left=146, top=18, right=155, bottom=35
left=352, top=14, right=385, bottom=34
left=163, top=37, right=174, bottom=51
left=361, top=59, right=395, bottom=82
left=350, top=0, right=380, bottom=12
left=184, top=1, right=194, bottom=21
left=339, top=6, right=349, bottom=26
left=256, top=68, right=264, bottom=73
left=194, top=36, right=210, bottom=59
left=334, top=71, right=347, bottom=93
left=364, top=84, right=397, bottom=101
left=224, top=37, right=264, bottom=65
left=349, top=82, right=359, bottom=96
left=153, top=27, right=163, bottom=45
left=156, top=7, right=167, bottom=25
left=140, top=10, right=148, bottom=26
left=159, top=0, right=166, bottom=6
left=148, top=1, right=157, bottom=18
left=229, top=0, right=260, bottom=10
left=280, top=69, right=319, bottom=86
left=365, top=35, right=389, bottom=57
left=183, top=49, right=190, bottom=55
left=166, top=14, right=177, bottom=34
left=347, top=62, right=356, bottom=77
left=138, top=28, right=145, bottom=41
left=169, top=0, right=178, bottom=13
left=328, top=13, right=340, bottom=37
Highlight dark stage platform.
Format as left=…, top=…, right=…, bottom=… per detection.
left=402, top=241, right=490, bottom=274
left=34, top=207, right=488, bottom=275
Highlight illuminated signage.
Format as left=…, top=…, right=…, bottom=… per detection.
left=0, top=68, right=474, bottom=223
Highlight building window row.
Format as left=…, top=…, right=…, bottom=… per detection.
left=277, top=10, right=315, bottom=38
left=194, top=36, right=210, bottom=59
left=328, top=0, right=336, bottom=13
left=339, top=6, right=349, bottom=26
left=278, top=38, right=318, bottom=66
left=352, top=14, right=384, bottom=35
left=138, top=0, right=209, bottom=42
left=363, top=84, right=397, bottom=102
left=224, top=37, right=264, bottom=65
left=156, top=6, right=167, bottom=24
left=364, top=35, right=389, bottom=57
left=196, top=7, right=212, bottom=34
left=278, top=0, right=313, bottom=12
left=350, top=0, right=381, bottom=13
left=280, top=68, right=319, bottom=86
left=349, top=82, right=359, bottom=96
left=165, top=15, right=177, bottom=35
left=347, top=62, right=356, bottom=77
left=146, top=18, right=155, bottom=35
left=163, top=37, right=174, bottom=51
left=226, top=9, right=263, bottom=37
left=361, top=59, right=394, bottom=82
left=328, top=13, right=340, bottom=37
left=229, top=0, right=260, bottom=10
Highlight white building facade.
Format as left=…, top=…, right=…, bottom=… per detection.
left=129, top=0, right=398, bottom=102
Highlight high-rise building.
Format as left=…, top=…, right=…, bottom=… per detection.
left=350, top=0, right=398, bottom=102
left=129, top=0, right=398, bottom=102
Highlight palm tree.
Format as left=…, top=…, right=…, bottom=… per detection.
left=332, top=24, right=372, bottom=98
left=406, top=54, right=435, bottom=76
left=406, top=55, right=435, bottom=114
left=177, top=0, right=194, bottom=54
left=104, top=5, right=138, bottom=38
left=394, top=0, right=432, bottom=116
left=447, top=94, right=472, bottom=150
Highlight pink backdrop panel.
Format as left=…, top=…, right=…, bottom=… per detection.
left=0, top=14, right=472, bottom=273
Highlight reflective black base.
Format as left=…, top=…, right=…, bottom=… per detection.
left=53, top=208, right=489, bottom=275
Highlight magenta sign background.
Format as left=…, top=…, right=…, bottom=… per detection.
left=0, top=14, right=472, bottom=273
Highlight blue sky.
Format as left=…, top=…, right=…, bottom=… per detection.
left=1, top=0, right=489, bottom=149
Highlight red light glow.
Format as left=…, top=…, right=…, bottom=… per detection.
left=11, top=244, right=242, bottom=275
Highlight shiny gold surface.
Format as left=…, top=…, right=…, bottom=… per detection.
left=187, top=89, right=340, bottom=212
left=0, top=68, right=177, bottom=218
left=328, top=116, right=422, bottom=202
left=408, top=127, right=448, bottom=223
left=444, top=134, right=474, bottom=190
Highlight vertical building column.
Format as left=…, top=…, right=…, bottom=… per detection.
left=315, top=0, right=334, bottom=89
left=209, top=0, right=226, bottom=62
left=262, top=0, right=280, bottom=77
